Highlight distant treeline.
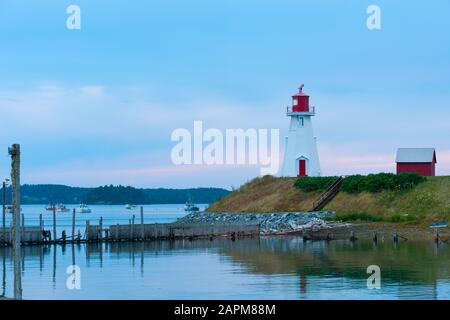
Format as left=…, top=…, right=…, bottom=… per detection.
left=3, top=184, right=230, bottom=205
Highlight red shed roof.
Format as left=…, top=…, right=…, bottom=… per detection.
left=396, top=148, right=437, bottom=163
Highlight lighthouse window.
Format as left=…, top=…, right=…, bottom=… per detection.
left=293, top=98, right=298, bottom=105
left=299, top=117, right=304, bottom=127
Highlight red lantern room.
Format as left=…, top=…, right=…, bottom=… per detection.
left=292, top=84, right=310, bottom=112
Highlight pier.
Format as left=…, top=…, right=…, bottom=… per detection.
left=0, top=218, right=260, bottom=246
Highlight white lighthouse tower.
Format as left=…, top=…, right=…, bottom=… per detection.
left=280, top=85, right=321, bottom=177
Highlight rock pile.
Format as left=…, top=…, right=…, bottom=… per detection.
left=176, top=211, right=338, bottom=234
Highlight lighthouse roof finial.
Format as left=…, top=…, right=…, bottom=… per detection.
left=299, top=84, right=304, bottom=93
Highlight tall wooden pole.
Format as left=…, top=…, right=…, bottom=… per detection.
left=39, top=213, right=43, bottom=242
left=2, top=181, right=5, bottom=229
left=71, top=208, right=76, bottom=241
left=140, top=206, right=144, bottom=240
left=52, top=205, right=57, bottom=244
left=9, top=144, right=22, bottom=299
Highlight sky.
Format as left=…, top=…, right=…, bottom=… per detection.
left=0, top=0, right=449, bottom=189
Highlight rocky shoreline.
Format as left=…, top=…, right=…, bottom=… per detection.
left=176, top=211, right=351, bottom=235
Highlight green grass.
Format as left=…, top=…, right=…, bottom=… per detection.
left=326, top=211, right=418, bottom=223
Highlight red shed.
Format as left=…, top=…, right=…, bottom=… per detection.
left=396, top=148, right=437, bottom=176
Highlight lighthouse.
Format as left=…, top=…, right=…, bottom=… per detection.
left=280, top=85, right=321, bottom=177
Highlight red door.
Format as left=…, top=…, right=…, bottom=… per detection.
left=299, top=160, right=306, bottom=177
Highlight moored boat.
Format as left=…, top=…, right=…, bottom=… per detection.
left=75, top=204, right=91, bottom=213
left=184, top=201, right=199, bottom=213
left=429, top=221, right=448, bottom=228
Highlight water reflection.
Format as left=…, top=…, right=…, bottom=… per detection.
left=0, top=237, right=449, bottom=300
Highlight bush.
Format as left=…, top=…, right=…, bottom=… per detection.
left=340, top=173, right=426, bottom=194
left=386, top=213, right=417, bottom=223
left=294, top=176, right=339, bottom=192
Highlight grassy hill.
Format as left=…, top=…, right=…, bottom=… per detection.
left=207, top=175, right=450, bottom=225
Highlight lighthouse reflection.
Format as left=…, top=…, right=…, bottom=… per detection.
left=0, top=237, right=449, bottom=299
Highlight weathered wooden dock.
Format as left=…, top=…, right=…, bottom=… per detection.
left=0, top=221, right=260, bottom=246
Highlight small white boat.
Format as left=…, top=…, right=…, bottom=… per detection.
left=56, top=204, right=70, bottom=212
left=429, top=221, right=448, bottom=228
left=125, top=204, right=136, bottom=210
left=184, top=201, right=199, bottom=213
left=75, top=204, right=91, bottom=213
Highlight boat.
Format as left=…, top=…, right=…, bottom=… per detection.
left=75, top=204, right=91, bottom=213
left=184, top=201, right=199, bottom=213
left=56, top=204, right=70, bottom=212
left=45, top=204, right=70, bottom=212
left=6, top=205, right=22, bottom=213
left=429, top=221, right=448, bottom=228
left=125, top=204, right=136, bottom=210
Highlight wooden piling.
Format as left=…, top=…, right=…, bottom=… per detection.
left=372, top=231, right=378, bottom=243
left=52, top=205, right=56, bottom=244
left=71, top=209, right=76, bottom=241
left=86, top=220, right=90, bottom=242
left=434, top=229, right=439, bottom=244
left=131, top=215, right=135, bottom=241
left=350, top=231, right=357, bottom=242
left=128, top=219, right=132, bottom=241
left=393, top=231, right=398, bottom=243
left=39, top=213, right=43, bottom=242
left=21, top=213, right=25, bottom=244
left=2, top=181, right=5, bottom=229
left=99, top=217, right=103, bottom=242
left=140, top=206, right=144, bottom=240
left=9, top=143, right=22, bottom=299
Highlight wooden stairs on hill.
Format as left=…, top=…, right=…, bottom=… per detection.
left=311, top=176, right=345, bottom=211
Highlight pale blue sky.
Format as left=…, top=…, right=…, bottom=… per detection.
left=0, top=0, right=449, bottom=188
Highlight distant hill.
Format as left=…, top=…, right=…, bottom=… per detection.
left=3, top=184, right=230, bottom=205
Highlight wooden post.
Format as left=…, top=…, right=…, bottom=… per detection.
left=72, top=208, right=76, bottom=242
left=393, top=231, right=398, bottom=243
left=39, top=213, right=43, bottom=242
left=140, top=206, right=144, bottom=240
left=86, top=220, right=90, bottom=242
left=21, top=213, right=25, bottom=244
left=372, top=231, right=378, bottom=243
left=434, top=229, right=439, bottom=244
left=2, top=181, right=5, bottom=229
left=52, top=204, right=56, bottom=244
left=9, top=144, right=22, bottom=299
left=99, top=217, right=103, bottom=242
left=131, top=214, right=135, bottom=241
left=39, top=214, right=43, bottom=228
left=350, top=231, right=356, bottom=242
left=128, top=219, right=132, bottom=240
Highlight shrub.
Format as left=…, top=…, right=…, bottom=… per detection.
left=386, top=213, right=416, bottom=223
left=340, top=172, right=426, bottom=194
left=294, top=176, right=339, bottom=192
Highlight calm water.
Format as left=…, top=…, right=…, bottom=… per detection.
left=2, top=204, right=206, bottom=235
left=1, top=205, right=449, bottom=300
